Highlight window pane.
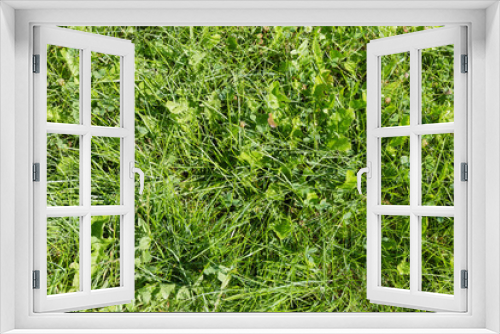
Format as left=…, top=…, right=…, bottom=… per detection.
left=91, top=137, right=120, bottom=205
left=422, top=134, right=454, bottom=206
left=47, top=133, right=80, bottom=206
left=47, top=216, right=80, bottom=295
left=381, top=215, right=410, bottom=289
left=47, top=45, right=80, bottom=124
left=421, top=217, right=454, bottom=294
left=91, top=215, right=121, bottom=290
left=421, top=45, right=454, bottom=124
left=381, top=52, right=410, bottom=127
left=91, top=52, right=121, bottom=127
left=381, top=136, right=410, bottom=205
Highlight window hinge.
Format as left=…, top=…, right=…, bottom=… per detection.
left=33, top=54, right=40, bottom=73
left=461, top=162, right=468, bottom=181
left=33, top=163, right=40, bottom=182
left=461, top=54, right=468, bottom=73
left=32, top=270, right=40, bottom=289
left=461, top=270, right=468, bottom=289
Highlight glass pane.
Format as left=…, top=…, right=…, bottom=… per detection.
left=421, top=217, right=454, bottom=294
left=422, top=134, right=454, bottom=206
left=91, top=215, right=121, bottom=290
left=91, top=137, right=120, bottom=205
left=381, top=52, right=410, bottom=127
left=47, top=45, right=80, bottom=124
left=91, top=52, right=121, bottom=127
left=421, top=45, right=454, bottom=124
left=47, top=133, right=80, bottom=206
left=381, top=215, right=410, bottom=289
left=381, top=136, right=410, bottom=205
left=47, top=216, right=80, bottom=295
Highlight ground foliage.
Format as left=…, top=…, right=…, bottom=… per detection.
left=45, top=26, right=455, bottom=312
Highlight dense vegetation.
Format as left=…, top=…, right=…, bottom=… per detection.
left=45, top=26, right=455, bottom=312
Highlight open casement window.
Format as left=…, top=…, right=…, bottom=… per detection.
left=33, top=26, right=140, bottom=312
left=362, top=26, right=467, bottom=312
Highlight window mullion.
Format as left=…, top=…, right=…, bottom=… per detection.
left=409, top=47, right=421, bottom=294
left=81, top=47, right=92, bottom=294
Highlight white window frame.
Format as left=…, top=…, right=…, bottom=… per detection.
left=365, top=26, right=468, bottom=312
left=1, top=1, right=499, bottom=333
left=33, top=26, right=136, bottom=313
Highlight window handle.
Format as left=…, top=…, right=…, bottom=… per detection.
left=357, top=162, right=372, bottom=195
left=129, top=162, right=145, bottom=195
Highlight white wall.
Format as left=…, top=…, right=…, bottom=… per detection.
left=486, top=2, right=500, bottom=333
left=0, top=2, right=16, bottom=333
left=6, top=4, right=491, bottom=332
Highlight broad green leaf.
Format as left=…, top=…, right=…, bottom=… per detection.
left=327, top=134, right=351, bottom=151
left=139, top=288, right=152, bottom=304
left=266, top=94, right=280, bottom=110
left=160, top=284, right=176, bottom=299
left=269, top=81, right=289, bottom=102
left=344, top=61, right=357, bottom=75
left=138, top=236, right=151, bottom=250
left=166, top=101, right=189, bottom=114
left=312, top=38, right=323, bottom=65
left=202, top=33, right=221, bottom=49
left=189, top=51, right=206, bottom=67
left=227, top=36, right=238, bottom=50
left=176, top=286, right=190, bottom=300
left=330, top=108, right=355, bottom=133
left=265, top=184, right=285, bottom=201
left=272, top=220, right=293, bottom=240
left=342, top=170, right=357, bottom=189
left=397, top=261, right=410, bottom=275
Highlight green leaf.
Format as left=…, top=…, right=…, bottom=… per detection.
left=330, top=108, right=355, bottom=134
left=291, top=40, right=310, bottom=64
left=390, top=136, right=408, bottom=147
left=344, top=61, right=356, bottom=75
left=217, top=272, right=228, bottom=283
left=304, top=247, right=318, bottom=266
left=139, top=288, right=152, bottom=304
left=176, top=286, right=191, bottom=300
left=203, top=266, right=218, bottom=276
left=227, top=36, right=238, bottom=50
left=136, top=125, right=148, bottom=137
left=138, top=236, right=151, bottom=250
left=166, top=101, right=189, bottom=114
left=397, top=261, right=410, bottom=275
left=90, top=217, right=106, bottom=239
left=330, top=49, right=343, bottom=62
left=189, top=51, right=206, bottom=67
left=312, top=38, right=323, bottom=65
left=270, top=81, right=290, bottom=102
left=265, top=184, right=285, bottom=201
left=160, top=284, right=176, bottom=299
left=342, top=170, right=357, bottom=189
left=272, top=220, right=293, bottom=240
left=202, top=33, right=221, bottom=49
left=401, top=114, right=410, bottom=126
left=306, top=192, right=318, bottom=201
left=327, top=134, right=351, bottom=151
left=266, top=93, right=280, bottom=110
left=238, top=151, right=263, bottom=168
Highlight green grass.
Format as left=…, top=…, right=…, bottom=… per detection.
left=45, top=26, right=455, bottom=312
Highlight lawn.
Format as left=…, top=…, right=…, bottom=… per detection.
left=45, top=26, right=454, bottom=312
